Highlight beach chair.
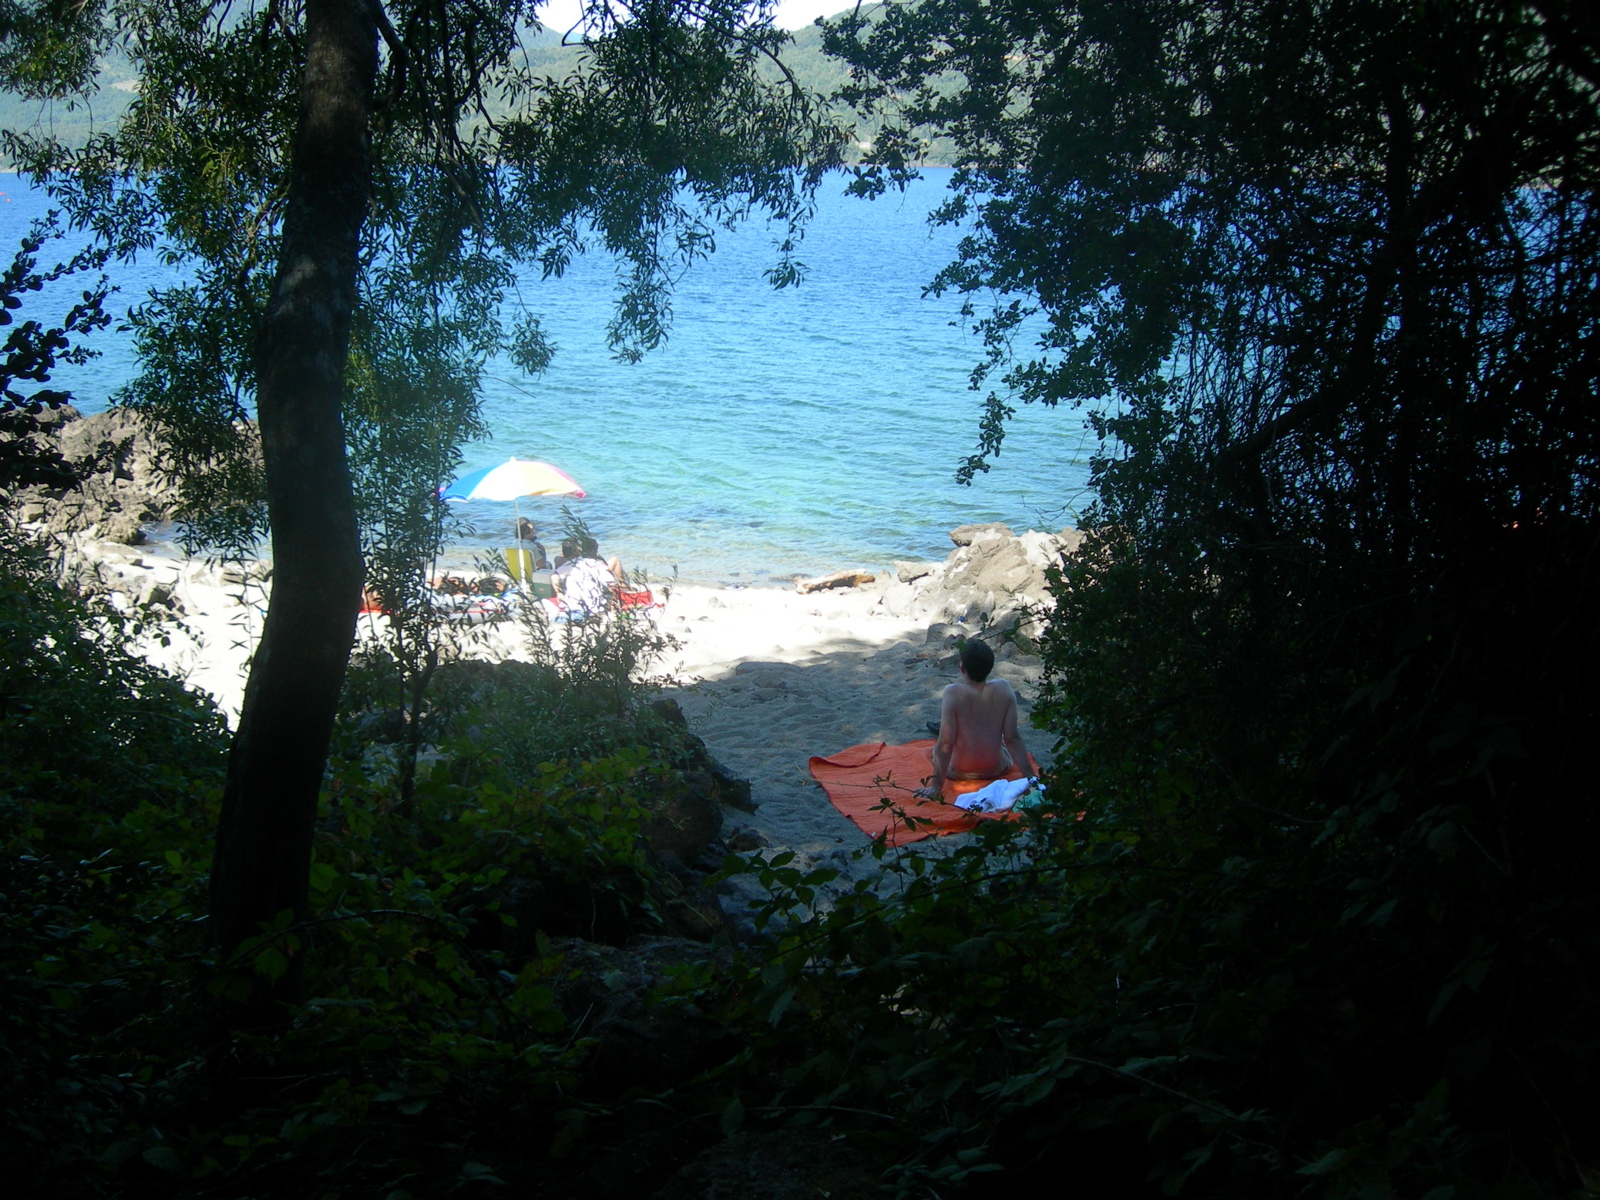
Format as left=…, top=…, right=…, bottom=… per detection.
left=504, top=547, right=556, bottom=598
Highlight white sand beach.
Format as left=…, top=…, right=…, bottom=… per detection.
left=81, top=529, right=1061, bottom=903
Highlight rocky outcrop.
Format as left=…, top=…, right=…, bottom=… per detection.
left=642, top=778, right=724, bottom=866
left=877, top=523, right=1086, bottom=639
left=3, top=406, right=271, bottom=614
left=650, top=697, right=756, bottom=813
left=4, top=405, right=187, bottom=545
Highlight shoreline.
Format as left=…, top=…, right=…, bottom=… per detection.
left=116, top=561, right=1017, bottom=722
left=96, top=530, right=1065, bottom=725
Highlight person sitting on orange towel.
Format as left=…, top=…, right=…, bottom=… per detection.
left=914, top=638, right=1031, bottom=800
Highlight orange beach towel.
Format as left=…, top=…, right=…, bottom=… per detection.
left=808, top=739, right=1036, bottom=847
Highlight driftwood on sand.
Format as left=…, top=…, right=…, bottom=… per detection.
left=794, top=568, right=878, bottom=594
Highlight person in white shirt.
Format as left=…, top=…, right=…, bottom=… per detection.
left=553, top=536, right=620, bottom=618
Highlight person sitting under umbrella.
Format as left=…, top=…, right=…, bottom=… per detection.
left=516, top=518, right=550, bottom=571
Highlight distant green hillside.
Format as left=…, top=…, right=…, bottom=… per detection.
left=3, top=7, right=957, bottom=169
left=1, top=40, right=137, bottom=158
left=766, top=13, right=959, bottom=165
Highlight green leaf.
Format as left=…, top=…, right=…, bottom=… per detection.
left=1296, top=1147, right=1354, bottom=1176
left=309, top=861, right=337, bottom=895
left=253, top=945, right=289, bottom=982
left=142, top=1145, right=182, bottom=1172
left=767, top=986, right=797, bottom=1027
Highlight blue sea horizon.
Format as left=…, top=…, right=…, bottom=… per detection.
left=3, top=169, right=1096, bottom=586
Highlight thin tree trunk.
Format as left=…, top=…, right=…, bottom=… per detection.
left=208, top=0, right=377, bottom=1010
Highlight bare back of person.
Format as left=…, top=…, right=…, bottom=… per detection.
left=940, top=677, right=1021, bottom=779
left=914, top=639, right=1030, bottom=800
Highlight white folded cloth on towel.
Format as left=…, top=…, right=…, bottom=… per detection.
left=953, top=776, right=1044, bottom=813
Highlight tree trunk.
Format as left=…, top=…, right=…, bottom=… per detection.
left=208, top=0, right=377, bottom=1009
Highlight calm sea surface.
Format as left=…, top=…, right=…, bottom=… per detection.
left=2, top=171, right=1095, bottom=585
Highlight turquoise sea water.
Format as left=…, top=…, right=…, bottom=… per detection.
left=3, top=171, right=1096, bottom=585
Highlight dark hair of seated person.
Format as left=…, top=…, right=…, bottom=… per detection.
left=959, top=638, right=995, bottom=682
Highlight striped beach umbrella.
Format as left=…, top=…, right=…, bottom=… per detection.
left=441, top=459, right=587, bottom=579
left=439, top=457, right=586, bottom=502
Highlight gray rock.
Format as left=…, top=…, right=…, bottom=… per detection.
left=949, top=521, right=1014, bottom=545
left=879, top=578, right=921, bottom=617
left=97, top=510, right=147, bottom=546
left=5, top=407, right=195, bottom=548
left=32, top=402, right=79, bottom=429
left=643, top=773, right=725, bottom=865
left=649, top=697, right=757, bottom=812
left=136, top=578, right=174, bottom=610
left=218, top=560, right=271, bottom=586
left=732, top=659, right=801, bottom=675
left=894, top=559, right=938, bottom=582
left=914, top=532, right=1055, bottom=627
left=725, top=827, right=769, bottom=852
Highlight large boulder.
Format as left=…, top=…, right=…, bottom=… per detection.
left=880, top=525, right=1085, bottom=633
left=924, top=532, right=1044, bottom=626
left=641, top=771, right=724, bottom=866
left=650, top=697, right=756, bottom=812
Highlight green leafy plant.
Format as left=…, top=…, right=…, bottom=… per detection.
left=0, top=216, right=110, bottom=490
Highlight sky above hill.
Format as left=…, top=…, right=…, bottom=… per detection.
left=535, top=0, right=851, bottom=34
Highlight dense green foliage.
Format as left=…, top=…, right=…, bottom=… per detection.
left=0, top=528, right=227, bottom=815
left=0, top=529, right=732, bottom=1196
left=754, top=0, right=1600, bottom=1192
left=0, top=527, right=226, bottom=1188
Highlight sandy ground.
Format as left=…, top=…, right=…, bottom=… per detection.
left=654, top=585, right=1052, bottom=850
left=120, top=561, right=1054, bottom=903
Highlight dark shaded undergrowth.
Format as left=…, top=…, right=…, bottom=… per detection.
left=3, top=505, right=1594, bottom=1198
